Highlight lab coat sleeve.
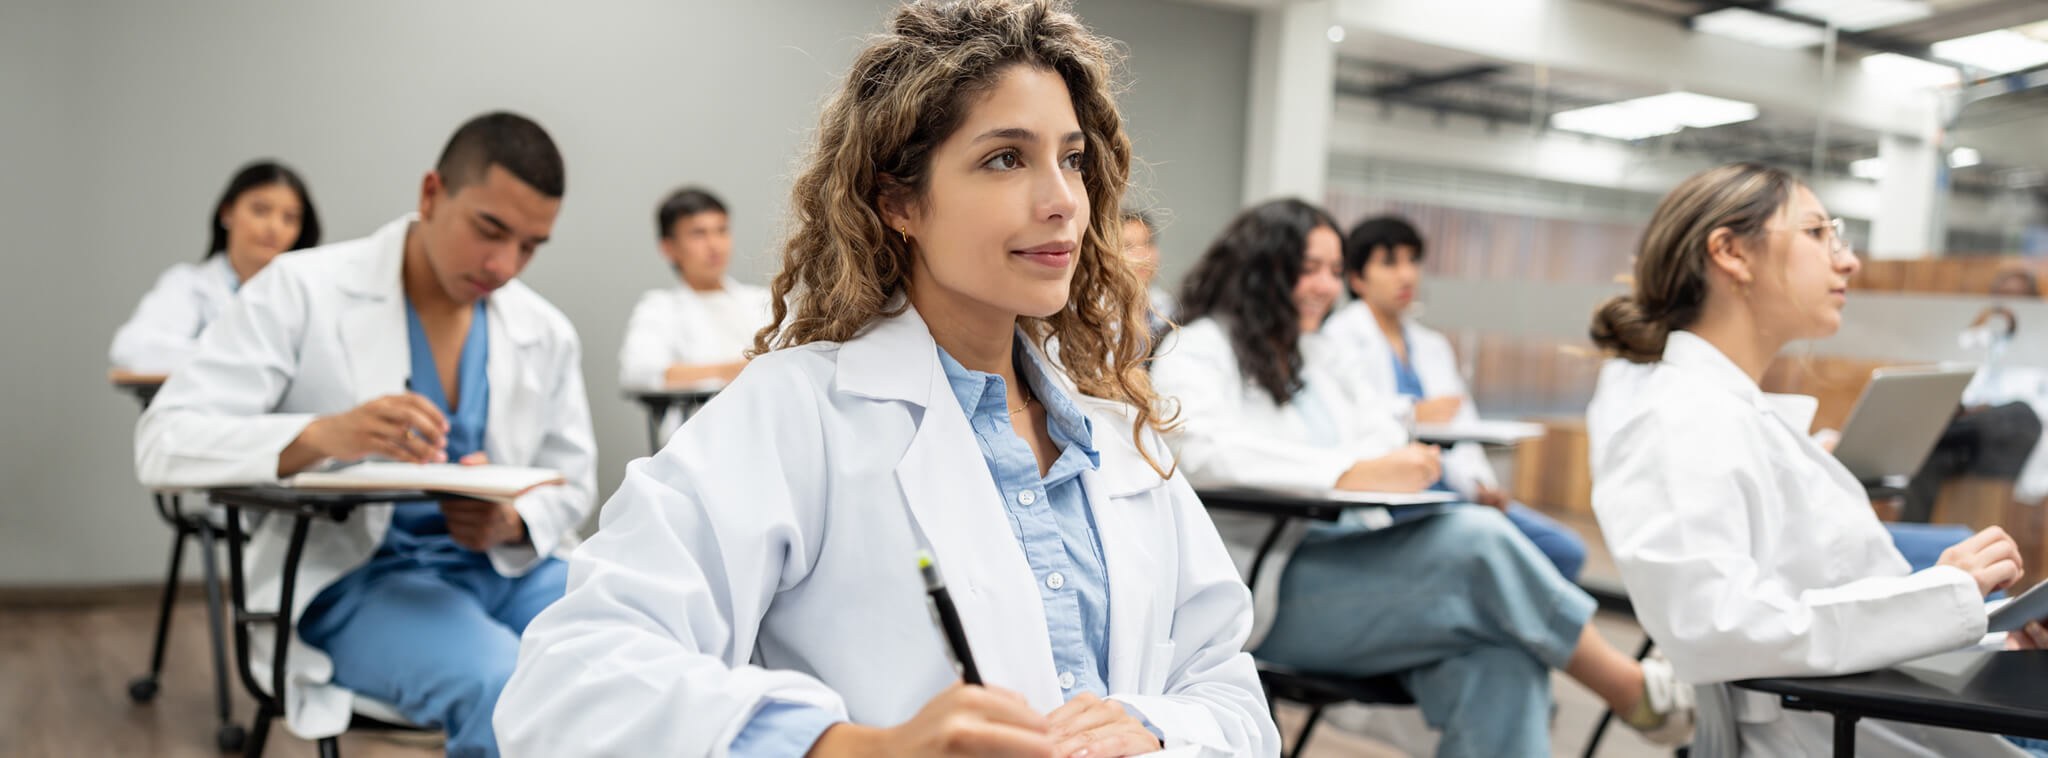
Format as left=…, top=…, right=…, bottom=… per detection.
left=134, top=263, right=318, bottom=488
left=488, top=325, right=598, bottom=576
left=110, top=263, right=210, bottom=375
left=1593, top=409, right=1986, bottom=684
left=1109, top=473, right=1283, bottom=757
left=1150, top=329, right=1355, bottom=490
left=495, top=363, right=848, bottom=758
left=619, top=289, right=676, bottom=389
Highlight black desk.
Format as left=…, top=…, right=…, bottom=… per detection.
left=624, top=387, right=721, bottom=454
left=112, top=373, right=167, bottom=408
left=210, top=486, right=432, bottom=758
left=1737, top=650, right=2048, bottom=757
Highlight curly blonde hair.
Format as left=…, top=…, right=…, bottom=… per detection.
left=755, top=0, right=1174, bottom=475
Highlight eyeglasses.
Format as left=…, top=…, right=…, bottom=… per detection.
left=1792, top=217, right=1850, bottom=256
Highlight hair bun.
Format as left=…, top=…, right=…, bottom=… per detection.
left=1589, top=295, right=1669, bottom=363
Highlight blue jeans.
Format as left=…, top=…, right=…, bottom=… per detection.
left=300, top=555, right=568, bottom=758
left=1504, top=503, right=1587, bottom=581
left=1255, top=506, right=1594, bottom=758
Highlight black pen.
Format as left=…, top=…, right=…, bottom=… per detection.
left=918, top=550, right=982, bottom=685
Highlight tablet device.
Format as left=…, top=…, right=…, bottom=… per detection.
left=1831, top=365, right=1975, bottom=483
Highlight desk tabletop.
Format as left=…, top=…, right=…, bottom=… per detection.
left=1737, top=650, right=2048, bottom=740
left=209, top=485, right=434, bottom=520
left=622, top=387, right=723, bottom=402
left=1193, top=486, right=1459, bottom=522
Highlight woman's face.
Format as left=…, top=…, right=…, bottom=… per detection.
left=891, top=64, right=1090, bottom=325
left=1748, top=185, right=1861, bottom=341
left=1294, top=226, right=1344, bottom=334
left=220, top=182, right=304, bottom=283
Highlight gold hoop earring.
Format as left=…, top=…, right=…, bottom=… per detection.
left=898, top=227, right=910, bottom=244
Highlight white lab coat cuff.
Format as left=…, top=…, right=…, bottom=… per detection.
left=1108, top=694, right=1231, bottom=755
left=489, top=495, right=561, bottom=576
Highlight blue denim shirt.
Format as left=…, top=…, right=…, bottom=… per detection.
left=728, top=338, right=1120, bottom=756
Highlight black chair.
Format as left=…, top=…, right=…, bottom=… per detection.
left=117, top=378, right=245, bottom=753
left=1259, top=662, right=1415, bottom=758
left=214, top=487, right=436, bottom=757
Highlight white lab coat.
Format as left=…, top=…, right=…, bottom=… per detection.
left=1588, top=330, right=2022, bottom=758
left=1148, top=317, right=1409, bottom=648
left=494, top=304, right=1277, bottom=758
left=1322, top=301, right=1497, bottom=499
left=133, top=214, right=598, bottom=739
left=616, top=278, right=773, bottom=389
left=109, top=254, right=241, bottom=374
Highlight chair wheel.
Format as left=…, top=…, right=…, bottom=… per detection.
left=128, top=677, right=160, bottom=703
left=216, top=724, right=246, bottom=753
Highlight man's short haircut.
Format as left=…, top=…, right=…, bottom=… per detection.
left=657, top=187, right=729, bottom=239
left=1342, top=215, right=1427, bottom=277
left=436, top=111, right=565, bottom=199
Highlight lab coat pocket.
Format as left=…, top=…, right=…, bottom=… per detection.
left=1140, top=641, right=1177, bottom=695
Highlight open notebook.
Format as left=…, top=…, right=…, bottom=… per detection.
left=288, top=463, right=565, bottom=503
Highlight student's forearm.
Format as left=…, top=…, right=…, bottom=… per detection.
left=276, top=420, right=329, bottom=477
left=664, top=360, right=747, bottom=387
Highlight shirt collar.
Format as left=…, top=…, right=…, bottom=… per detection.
left=935, top=334, right=1099, bottom=467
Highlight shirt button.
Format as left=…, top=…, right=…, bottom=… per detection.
left=1018, top=490, right=1037, bottom=506
left=1059, top=671, right=1076, bottom=689
left=1046, top=572, right=1065, bottom=590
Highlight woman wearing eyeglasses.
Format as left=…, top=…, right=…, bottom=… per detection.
left=1586, top=162, right=2048, bottom=758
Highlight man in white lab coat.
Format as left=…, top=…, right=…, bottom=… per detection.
left=134, top=112, right=596, bottom=758
left=1321, top=214, right=1588, bottom=579
left=617, top=186, right=773, bottom=392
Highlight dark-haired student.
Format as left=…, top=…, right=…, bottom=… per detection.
left=1151, top=198, right=1694, bottom=757
left=134, top=112, right=596, bottom=758
left=619, top=186, right=772, bottom=391
left=111, top=160, right=321, bottom=374
left=1321, top=214, right=1589, bottom=580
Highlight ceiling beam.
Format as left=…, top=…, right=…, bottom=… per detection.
left=1365, top=63, right=1506, bottom=97
left=1678, top=0, right=1967, bottom=68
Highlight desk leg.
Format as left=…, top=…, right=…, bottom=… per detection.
left=1833, top=711, right=1858, bottom=758
left=193, top=524, right=236, bottom=734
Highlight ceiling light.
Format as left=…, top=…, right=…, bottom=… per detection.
left=1949, top=147, right=1981, bottom=169
left=1860, top=52, right=1961, bottom=88
left=1850, top=157, right=1884, bottom=180
left=1327, top=25, right=1346, bottom=44
left=1692, top=8, right=1826, bottom=48
left=1778, top=0, right=1931, bottom=32
left=1932, top=29, right=2048, bottom=74
left=1550, top=91, right=1759, bottom=141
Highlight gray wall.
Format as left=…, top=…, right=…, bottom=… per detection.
left=0, top=0, right=1251, bottom=586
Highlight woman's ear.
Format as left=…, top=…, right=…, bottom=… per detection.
left=1705, top=227, right=1753, bottom=286
left=876, top=185, right=916, bottom=239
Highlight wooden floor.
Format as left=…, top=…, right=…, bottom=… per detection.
left=1, top=510, right=1674, bottom=758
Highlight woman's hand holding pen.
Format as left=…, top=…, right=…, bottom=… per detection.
left=807, top=683, right=1056, bottom=758
left=1047, top=692, right=1161, bottom=758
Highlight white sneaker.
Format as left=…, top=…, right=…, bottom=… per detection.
left=1627, top=653, right=1696, bottom=746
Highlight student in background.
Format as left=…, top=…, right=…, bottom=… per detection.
left=1151, top=198, right=1692, bottom=757
left=496, top=3, right=1275, bottom=756
left=618, top=187, right=772, bottom=390
left=1902, top=267, right=2046, bottom=522
left=134, top=112, right=596, bottom=758
left=1122, top=210, right=1173, bottom=333
left=1586, top=162, right=2048, bottom=758
left=1321, top=215, right=1588, bottom=579
left=110, top=160, right=321, bottom=374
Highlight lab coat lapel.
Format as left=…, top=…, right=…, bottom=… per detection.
left=1082, top=413, right=1171, bottom=695
left=336, top=218, right=413, bottom=405
left=850, top=305, right=1063, bottom=709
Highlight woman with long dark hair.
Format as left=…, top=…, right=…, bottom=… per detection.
left=110, top=160, right=320, bottom=373
left=1153, top=198, right=1693, bottom=757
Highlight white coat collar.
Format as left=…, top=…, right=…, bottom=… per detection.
left=1662, top=330, right=1819, bottom=432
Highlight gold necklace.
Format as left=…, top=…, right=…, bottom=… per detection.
left=1008, top=384, right=1034, bottom=416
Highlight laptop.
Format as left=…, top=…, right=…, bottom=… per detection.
left=1831, top=365, right=1977, bottom=484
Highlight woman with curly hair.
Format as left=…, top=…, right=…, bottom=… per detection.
left=495, top=2, right=1276, bottom=757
